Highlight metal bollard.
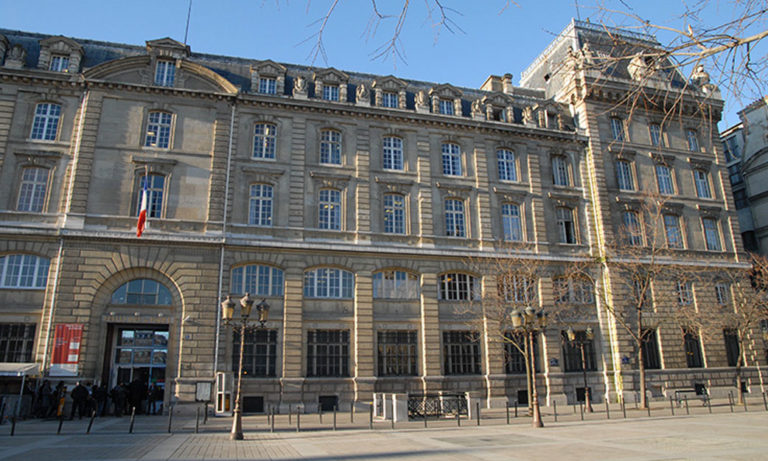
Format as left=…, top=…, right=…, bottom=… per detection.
left=129, top=407, right=136, bottom=434
left=350, top=402, right=354, bottom=423
left=296, top=409, right=300, bottom=432
left=87, top=410, right=96, bottom=434
left=621, top=396, right=626, bottom=419
left=605, top=398, right=610, bottom=419
left=707, top=395, right=712, bottom=413
left=476, top=402, right=480, bottom=426
left=579, top=401, right=584, bottom=420
left=333, top=405, right=337, bottom=431
left=319, top=407, right=323, bottom=424
left=506, top=402, right=510, bottom=424
left=514, top=401, right=518, bottom=418
left=684, top=395, right=689, bottom=415
left=57, top=415, right=64, bottom=434
left=204, top=402, right=208, bottom=424
left=391, top=413, right=395, bottom=430
left=763, top=392, right=767, bottom=411
left=728, top=392, right=734, bottom=412
left=646, top=403, right=651, bottom=417
left=669, top=396, right=675, bottom=416
left=369, top=404, right=373, bottom=430
left=195, top=407, right=200, bottom=433
left=553, top=400, right=558, bottom=422
left=10, top=416, right=16, bottom=436
left=456, top=409, right=460, bottom=427
left=167, top=404, right=173, bottom=433
left=289, top=404, right=292, bottom=424
left=744, top=396, right=748, bottom=412
left=424, top=409, right=428, bottom=428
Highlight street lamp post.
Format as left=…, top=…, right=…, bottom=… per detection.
left=221, top=293, right=270, bottom=441
left=567, top=326, right=594, bottom=413
left=510, top=306, right=547, bottom=428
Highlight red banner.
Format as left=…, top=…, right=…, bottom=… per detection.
left=50, top=323, right=83, bottom=376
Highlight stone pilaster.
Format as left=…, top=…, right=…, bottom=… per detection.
left=208, top=103, right=236, bottom=225
left=473, top=143, right=493, bottom=244
left=288, top=118, right=307, bottom=228
left=62, top=91, right=103, bottom=223
left=355, top=128, right=371, bottom=237
left=416, top=135, right=434, bottom=238
left=280, top=268, right=304, bottom=403
left=353, top=270, right=375, bottom=401
left=420, top=272, right=442, bottom=391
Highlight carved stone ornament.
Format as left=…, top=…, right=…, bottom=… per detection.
left=294, top=76, right=308, bottom=95
left=690, top=65, right=710, bottom=87
left=355, top=84, right=369, bottom=103
left=471, top=100, right=483, bottom=116
left=522, top=106, right=535, bottom=126
left=416, top=90, right=428, bottom=107
left=580, top=42, right=596, bottom=67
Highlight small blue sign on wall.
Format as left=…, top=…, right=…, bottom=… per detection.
left=549, top=358, right=559, bottom=367
left=621, top=355, right=631, bottom=365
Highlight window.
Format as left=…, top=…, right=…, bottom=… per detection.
left=444, top=199, right=466, bottom=237
left=383, top=193, right=406, bottom=234
left=137, top=174, right=165, bottom=218
left=0, top=255, right=50, bottom=289
left=694, top=170, right=712, bottom=198
left=438, top=273, right=479, bottom=301
left=377, top=330, right=417, bottom=376
left=443, top=331, right=481, bottom=375
left=683, top=329, right=704, bottom=368
left=561, top=330, right=597, bottom=372
left=154, top=60, right=175, bottom=87
left=502, top=203, right=523, bottom=241
left=497, top=149, right=518, bottom=182
left=318, top=189, right=342, bottom=230
left=438, top=99, right=454, bottom=115
left=616, top=160, right=635, bottom=191
left=247, top=184, right=274, bottom=226
left=233, top=329, right=277, bottom=376
left=733, top=189, right=748, bottom=209
left=381, top=92, right=399, bottom=108
left=258, top=77, right=277, bottom=94
left=552, top=156, right=571, bottom=187
left=0, top=324, right=36, bottom=363
left=253, top=123, right=277, bottom=159
left=382, top=136, right=404, bottom=170
left=723, top=136, right=741, bottom=162
left=610, top=118, right=625, bottom=141
left=307, top=330, right=349, bottom=377
left=17, top=167, right=49, bottom=212
left=303, top=268, right=354, bottom=298
left=686, top=129, right=699, bottom=152
left=714, top=282, right=730, bottom=305
left=649, top=123, right=664, bottom=147
left=144, top=111, right=172, bottom=149
left=554, top=278, right=594, bottom=305
left=677, top=281, right=694, bottom=305
left=322, top=85, right=340, bottom=101
left=664, top=214, right=683, bottom=248
left=373, top=270, right=419, bottom=299
left=500, top=274, right=536, bottom=304
left=702, top=217, right=721, bottom=251
left=30, top=103, right=61, bottom=141
left=656, top=165, right=674, bottom=195
left=441, top=143, right=462, bottom=176
left=642, top=329, right=662, bottom=370
left=49, top=55, right=70, bottom=72
left=556, top=207, right=577, bottom=244
left=231, top=265, right=284, bottom=296
left=622, top=210, right=643, bottom=246
left=111, top=279, right=173, bottom=305
left=724, top=329, right=740, bottom=367
left=729, top=164, right=743, bottom=186
left=320, top=130, right=342, bottom=165
left=504, top=331, right=540, bottom=373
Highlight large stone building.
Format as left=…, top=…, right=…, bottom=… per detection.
left=0, top=20, right=763, bottom=414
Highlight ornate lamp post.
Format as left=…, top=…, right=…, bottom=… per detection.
left=510, top=306, right=547, bottom=428
left=221, top=293, right=270, bottom=441
left=567, top=326, right=594, bottom=413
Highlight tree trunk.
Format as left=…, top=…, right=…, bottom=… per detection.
left=638, top=341, right=648, bottom=409
left=736, top=355, right=744, bottom=405
left=524, top=338, right=533, bottom=414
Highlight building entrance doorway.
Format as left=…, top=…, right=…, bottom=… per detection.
left=108, top=325, right=168, bottom=390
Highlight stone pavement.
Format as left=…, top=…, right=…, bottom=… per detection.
left=0, top=405, right=767, bottom=460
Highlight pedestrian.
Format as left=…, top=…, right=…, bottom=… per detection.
left=54, top=381, right=66, bottom=418
left=69, top=381, right=89, bottom=420
left=93, top=383, right=108, bottom=417
left=38, top=380, right=53, bottom=418
left=129, top=378, right=145, bottom=414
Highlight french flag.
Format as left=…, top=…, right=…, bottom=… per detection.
left=136, top=176, right=148, bottom=237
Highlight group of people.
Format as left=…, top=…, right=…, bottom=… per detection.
left=12, top=379, right=164, bottom=419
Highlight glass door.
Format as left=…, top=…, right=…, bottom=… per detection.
left=112, top=327, right=168, bottom=389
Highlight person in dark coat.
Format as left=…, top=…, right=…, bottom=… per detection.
left=110, top=383, right=127, bottom=417
left=92, top=384, right=108, bottom=417
left=128, top=378, right=145, bottom=414
left=38, top=380, right=53, bottom=418
left=69, top=381, right=89, bottom=420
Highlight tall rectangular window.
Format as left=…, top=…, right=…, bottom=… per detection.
left=561, top=330, right=597, bottom=372
left=724, top=329, right=740, bottom=367
left=677, top=281, right=694, bottom=305
left=702, top=217, right=721, bottom=251
left=154, top=60, right=175, bottom=87
left=622, top=210, right=643, bottom=246
left=504, top=331, right=540, bottom=373
left=382, top=137, right=404, bottom=170
left=307, top=330, right=349, bottom=377
left=0, top=324, right=36, bottom=363
left=502, top=203, right=522, bottom=241
left=258, top=77, right=277, bottom=94
left=381, top=92, right=399, bottom=108
left=248, top=184, right=273, bottom=226
left=664, top=214, right=683, bottom=248
left=438, top=273, right=478, bottom=301
left=443, top=331, right=481, bottom=375
left=17, top=167, right=49, bottom=212
left=441, top=143, right=462, bottom=176
left=686, top=129, right=700, bottom=152
left=683, top=329, right=704, bottom=368
left=137, top=174, right=165, bottom=218
left=383, top=193, right=406, bottom=234
left=30, top=103, right=61, bottom=141
left=439, top=99, right=454, bottom=115
left=322, top=85, right=339, bottom=101
left=610, top=118, right=625, bottom=141
left=373, top=271, right=419, bottom=299
left=233, top=329, right=277, bottom=377
left=649, top=123, right=663, bottom=147
left=377, top=330, right=417, bottom=376
left=552, top=156, right=570, bottom=186
left=642, top=329, right=661, bottom=370
left=497, top=149, right=518, bottom=182
left=144, top=112, right=172, bottom=149
left=444, top=199, right=466, bottom=237
left=556, top=207, right=576, bottom=244
left=656, top=164, right=674, bottom=195
left=253, top=123, right=277, bottom=159
left=318, top=189, right=341, bottom=230
left=694, top=170, right=712, bottom=198
left=616, top=160, right=635, bottom=191
left=500, top=274, right=537, bottom=304
left=320, top=130, right=342, bottom=165
left=49, top=55, right=70, bottom=72
left=714, top=282, right=730, bottom=305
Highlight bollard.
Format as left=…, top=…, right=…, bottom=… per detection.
left=333, top=405, right=337, bottom=431
left=579, top=401, right=584, bottom=420
left=195, top=407, right=200, bottom=433
left=634, top=393, right=638, bottom=409
left=707, top=395, right=712, bottom=413
left=129, top=407, right=136, bottom=434
left=10, top=416, right=16, bottom=436
left=296, top=409, right=300, bottom=432
left=646, top=403, right=651, bottom=417
left=424, top=409, right=428, bottom=428
left=573, top=401, right=577, bottom=414
left=391, top=413, right=395, bottom=430
left=514, top=401, right=518, bottom=418
left=763, top=392, right=767, bottom=411
left=506, top=402, right=510, bottom=424
left=476, top=402, right=480, bottom=426
left=553, top=400, right=558, bottom=422
left=744, top=396, right=748, bottom=412
left=684, top=395, right=689, bottom=415
left=167, top=405, right=174, bottom=433
left=369, top=404, right=373, bottom=430
left=669, top=396, right=675, bottom=416
left=271, top=407, right=275, bottom=433
left=87, top=410, right=96, bottom=434
left=204, top=402, right=209, bottom=424
left=621, top=396, right=626, bottom=419
left=319, top=407, right=323, bottom=424
left=605, top=398, right=610, bottom=419
left=728, top=392, right=734, bottom=412
left=289, top=404, right=292, bottom=424
left=350, top=402, right=355, bottom=423
left=57, top=415, right=64, bottom=434
left=456, top=409, right=461, bottom=427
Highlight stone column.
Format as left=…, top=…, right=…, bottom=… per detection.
left=354, top=270, right=375, bottom=403
left=420, top=272, right=442, bottom=393
left=280, top=268, right=304, bottom=410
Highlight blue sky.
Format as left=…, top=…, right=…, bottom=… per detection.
left=0, top=1, right=755, bottom=126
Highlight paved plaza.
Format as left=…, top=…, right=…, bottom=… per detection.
left=0, top=401, right=767, bottom=460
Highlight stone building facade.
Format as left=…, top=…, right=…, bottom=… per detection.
left=0, top=20, right=763, bottom=413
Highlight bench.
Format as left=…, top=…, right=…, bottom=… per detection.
left=672, top=385, right=708, bottom=406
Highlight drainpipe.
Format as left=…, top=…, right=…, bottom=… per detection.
left=40, top=238, right=65, bottom=374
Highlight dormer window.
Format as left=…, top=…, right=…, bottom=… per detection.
left=258, top=77, right=277, bottom=94
left=154, top=60, right=175, bottom=87
left=323, top=85, right=340, bottom=101
left=49, top=55, right=70, bottom=72
left=382, top=92, right=399, bottom=108
left=438, top=99, right=454, bottom=115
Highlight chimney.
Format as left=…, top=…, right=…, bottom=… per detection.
left=502, top=73, right=514, bottom=94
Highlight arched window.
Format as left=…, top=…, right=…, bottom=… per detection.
left=373, top=270, right=419, bottom=299
left=0, top=254, right=50, bottom=289
left=111, top=279, right=172, bottom=305
left=144, top=111, right=172, bottom=149
left=231, top=265, right=284, bottom=296
left=498, top=274, right=536, bottom=304
left=304, top=268, right=354, bottom=298
left=553, top=277, right=594, bottom=305
left=438, top=273, right=479, bottom=301
left=30, top=103, right=61, bottom=141
left=382, top=136, right=404, bottom=170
